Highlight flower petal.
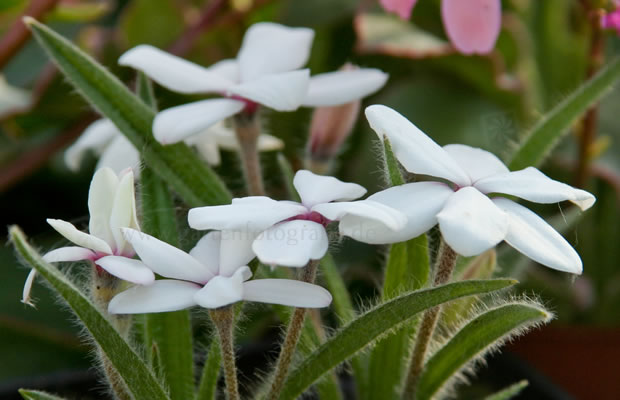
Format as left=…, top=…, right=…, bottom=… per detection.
left=253, top=220, right=328, bottom=267
left=43, top=246, right=95, bottom=263
left=193, top=267, right=249, bottom=308
left=441, top=0, right=501, bottom=55
left=475, top=167, right=596, bottom=211
left=188, top=196, right=306, bottom=232
left=109, top=169, right=140, bottom=256
left=365, top=105, right=470, bottom=186
left=293, top=170, right=366, bottom=207
left=119, top=45, right=234, bottom=93
left=312, top=200, right=406, bottom=230
left=96, top=256, right=156, bottom=285
left=121, top=228, right=214, bottom=284
left=65, top=119, right=119, bottom=171
left=108, top=280, right=200, bottom=314
left=47, top=219, right=112, bottom=254
left=153, top=99, right=245, bottom=145
left=228, top=69, right=309, bottom=111
left=339, top=182, right=453, bottom=244
left=443, top=144, right=508, bottom=182
left=242, top=279, right=332, bottom=308
left=436, top=187, right=508, bottom=256
left=493, top=198, right=583, bottom=274
left=219, top=230, right=257, bottom=278
left=208, top=59, right=239, bottom=82
left=87, top=167, right=118, bottom=248
left=303, top=69, right=388, bottom=107
left=189, top=232, right=221, bottom=277
left=380, top=0, right=418, bottom=20
left=21, top=269, right=37, bottom=307
left=96, top=135, right=141, bottom=176
left=237, top=22, right=314, bottom=82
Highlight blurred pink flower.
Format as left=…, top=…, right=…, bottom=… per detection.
left=379, top=0, right=502, bottom=55
left=601, top=1, right=620, bottom=35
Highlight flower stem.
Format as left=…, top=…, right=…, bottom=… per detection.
left=210, top=306, right=239, bottom=400
left=234, top=113, right=266, bottom=196
left=267, top=259, right=319, bottom=400
left=403, top=241, right=458, bottom=399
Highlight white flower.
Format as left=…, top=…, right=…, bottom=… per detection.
left=188, top=170, right=407, bottom=267
left=118, top=22, right=388, bottom=144
left=64, top=118, right=283, bottom=174
left=108, top=229, right=332, bottom=313
left=345, top=105, right=596, bottom=274
left=44, top=168, right=153, bottom=283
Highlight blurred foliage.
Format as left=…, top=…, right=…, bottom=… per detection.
left=1, top=0, right=619, bottom=397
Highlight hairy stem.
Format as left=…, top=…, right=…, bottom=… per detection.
left=234, top=113, right=265, bottom=196
left=210, top=306, right=239, bottom=400
left=267, top=260, right=319, bottom=400
left=403, top=242, right=458, bottom=399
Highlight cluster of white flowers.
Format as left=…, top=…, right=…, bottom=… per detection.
left=26, top=22, right=595, bottom=315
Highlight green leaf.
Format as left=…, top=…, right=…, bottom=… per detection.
left=136, top=72, right=158, bottom=110
left=9, top=226, right=170, bottom=400
left=25, top=18, right=231, bottom=207
left=320, top=253, right=355, bottom=324
left=18, top=389, right=66, bottom=400
left=382, top=136, right=405, bottom=186
left=416, top=303, right=551, bottom=399
left=508, top=56, right=620, bottom=170
left=196, top=340, right=221, bottom=400
left=484, top=380, right=529, bottom=400
left=279, top=279, right=517, bottom=400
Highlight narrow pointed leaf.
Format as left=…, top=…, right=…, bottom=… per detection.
left=136, top=71, right=157, bottom=110
left=18, top=390, right=66, bottom=400
left=279, top=279, right=517, bottom=400
left=484, top=380, right=529, bottom=400
left=416, top=303, right=551, bottom=399
left=10, top=226, right=170, bottom=400
left=509, top=56, right=620, bottom=170
left=197, top=340, right=221, bottom=400
left=320, top=253, right=355, bottom=323
left=383, top=136, right=405, bottom=186
left=25, top=18, right=231, bottom=207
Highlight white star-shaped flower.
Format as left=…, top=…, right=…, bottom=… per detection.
left=118, top=22, right=388, bottom=144
left=342, top=105, right=596, bottom=274
left=188, top=170, right=407, bottom=267
left=108, top=229, right=332, bottom=313
left=64, top=118, right=283, bottom=175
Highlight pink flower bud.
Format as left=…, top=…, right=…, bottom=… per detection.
left=379, top=0, right=418, bottom=20
left=441, top=0, right=502, bottom=55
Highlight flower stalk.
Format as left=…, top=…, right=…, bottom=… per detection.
left=210, top=306, right=239, bottom=400
left=267, top=259, right=319, bottom=400
left=234, top=112, right=266, bottom=196
left=403, top=241, right=457, bottom=399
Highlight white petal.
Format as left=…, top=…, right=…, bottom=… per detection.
left=108, top=280, right=200, bottom=314
left=96, top=256, right=155, bottom=285
left=365, top=105, right=470, bottom=186
left=475, top=167, right=596, bottom=211
left=339, top=182, right=453, bottom=244
left=109, top=170, right=140, bottom=255
left=47, top=219, right=112, bottom=254
left=21, top=269, right=37, bottom=307
left=119, top=45, right=234, bottom=93
left=153, top=99, right=245, bottom=144
left=303, top=69, right=388, bottom=107
left=237, top=22, right=314, bottom=82
left=185, top=127, right=222, bottom=166
left=253, top=220, right=328, bottom=267
left=208, top=59, right=239, bottom=82
left=189, top=232, right=222, bottom=277
left=212, top=127, right=284, bottom=152
left=121, top=228, right=214, bottom=284
left=87, top=167, right=119, bottom=248
left=188, top=196, right=306, bottom=232
left=96, top=135, right=141, bottom=176
left=443, top=144, right=509, bottom=182
left=293, top=169, right=366, bottom=207
left=437, top=187, right=508, bottom=256
left=229, top=69, right=309, bottom=111
left=193, top=267, right=249, bottom=308
left=493, top=198, right=583, bottom=274
left=219, top=230, right=257, bottom=277
left=64, top=119, right=119, bottom=171
left=43, top=246, right=95, bottom=263
left=312, top=200, right=406, bottom=230
left=256, top=133, right=285, bottom=151
left=242, top=279, right=332, bottom=308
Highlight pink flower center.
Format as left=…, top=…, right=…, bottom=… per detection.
left=287, top=211, right=331, bottom=227
left=229, top=95, right=259, bottom=115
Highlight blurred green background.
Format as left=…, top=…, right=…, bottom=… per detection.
left=1, top=0, right=619, bottom=398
